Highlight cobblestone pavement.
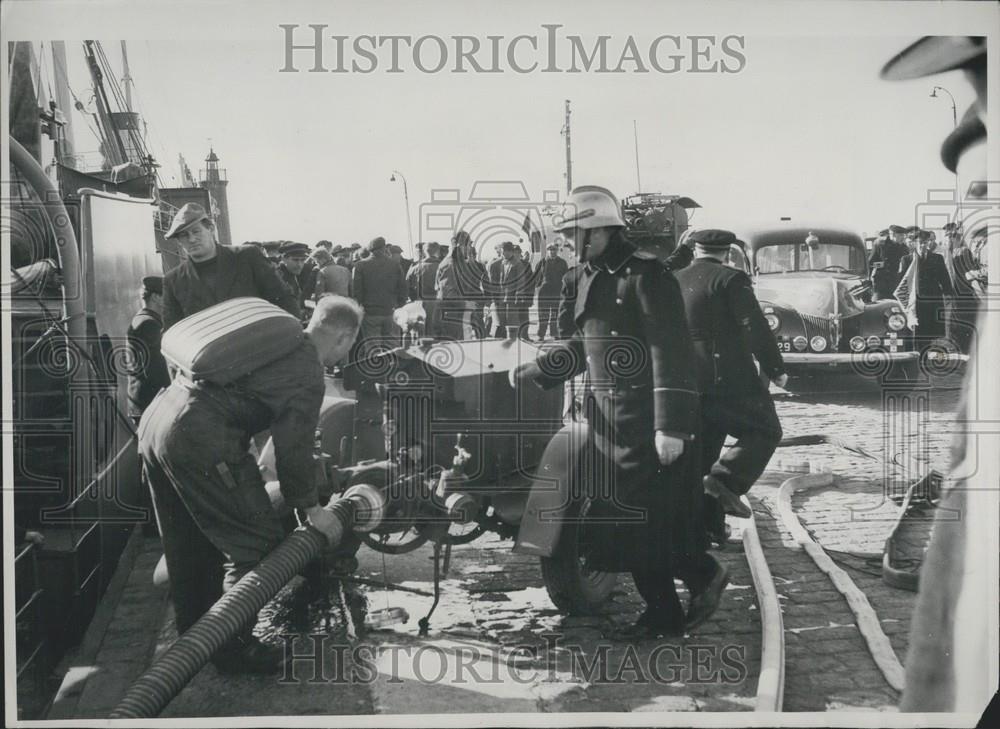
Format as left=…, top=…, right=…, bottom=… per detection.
left=58, top=378, right=964, bottom=717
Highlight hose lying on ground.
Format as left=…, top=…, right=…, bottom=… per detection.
left=110, top=485, right=384, bottom=719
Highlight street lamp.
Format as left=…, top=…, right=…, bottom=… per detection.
left=390, top=170, right=414, bottom=259
left=930, top=85, right=962, bottom=217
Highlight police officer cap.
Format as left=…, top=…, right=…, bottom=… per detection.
left=368, top=236, right=387, bottom=252
left=280, top=241, right=310, bottom=257
left=165, top=203, right=210, bottom=239
left=889, top=224, right=906, bottom=234
left=941, top=104, right=986, bottom=174
left=688, top=229, right=737, bottom=250
left=906, top=226, right=921, bottom=236
left=881, top=36, right=985, bottom=81
left=878, top=228, right=890, bottom=236
left=141, top=275, right=163, bottom=295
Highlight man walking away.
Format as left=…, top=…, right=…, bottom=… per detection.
left=674, top=229, right=787, bottom=547
left=533, top=242, right=568, bottom=340
left=352, top=236, right=407, bottom=362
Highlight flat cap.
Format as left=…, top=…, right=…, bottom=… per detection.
left=426, top=241, right=441, bottom=253
left=330, top=244, right=344, bottom=255
left=165, top=203, right=210, bottom=239
left=689, top=229, right=737, bottom=250
left=881, top=36, right=985, bottom=81
left=878, top=228, right=890, bottom=236
left=280, top=241, right=310, bottom=257
left=141, top=275, right=163, bottom=294
left=350, top=242, right=361, bottom=249
left=941, top=104, right=986, bottom=174
left=312, top=248, right=333, bottom=265
left=368, top=236, right=386, bottom=252
left=388, top=244, right=404, bottom=254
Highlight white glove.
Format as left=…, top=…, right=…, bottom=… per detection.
left=655, top=431, right=685, bottom=465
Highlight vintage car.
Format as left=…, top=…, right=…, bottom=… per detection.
left=733, top=225, right=919, bottom=386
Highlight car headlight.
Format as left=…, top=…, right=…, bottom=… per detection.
left=849, top=336, right=866, bottom=352
left=765, top=313, right=780, bottom=331
left=810, top=335, right=828, bottom=352
left=867, top=335, right=881, bottom=348
left=793, top=335, right=808, bottom=352
left=887, top=313, right=907, bottom=331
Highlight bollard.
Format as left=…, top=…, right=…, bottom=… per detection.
left=111, top=487, right=383, bottom=719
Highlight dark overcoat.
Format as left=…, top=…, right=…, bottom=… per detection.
left=520, top=232, right=704, bottom=571
left=162, top=245, right=301, bottom=330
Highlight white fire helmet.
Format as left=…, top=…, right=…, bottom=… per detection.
left=553, top=186, right=626, bottom=231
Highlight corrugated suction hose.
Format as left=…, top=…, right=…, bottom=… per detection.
left=111, top=486, right=383, bottom=719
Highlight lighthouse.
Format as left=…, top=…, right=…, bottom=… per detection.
left=199, top=147, right=232, bottom=247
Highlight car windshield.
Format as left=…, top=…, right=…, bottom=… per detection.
left=755, top=241, right=865, bottom=274
left=724, top=245, right=749, bottom=272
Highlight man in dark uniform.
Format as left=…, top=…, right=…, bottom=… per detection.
left=674, top=230, right=786, bottom=546
left=943, top=222, right=979, bottom=354
left=898, top=229, right=954, bottom=350
left=533, top=242, right=568, bottom=340
left=139, top=296, right=361, bottom=673
left=868, top=225, right=909, bottom=301
left=126, top=275, right=171, bottom=424
left=276, top=241, right=313, bottom=318
left=162, top=204, right=300, bottom=329
left=513, top=186, right=726, bottom=636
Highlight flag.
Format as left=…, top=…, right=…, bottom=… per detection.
left=521, top=211, right=545, bottom=253
left=893, top=255, right=919, bottom=328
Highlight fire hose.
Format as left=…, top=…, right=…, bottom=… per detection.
left=110, top=484, right=385, bottom=719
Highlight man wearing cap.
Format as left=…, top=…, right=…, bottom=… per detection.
left=405, top=241, right=442, bottom=332
left=513, top=185, right=725, bottom=637
left=139, top=296, right=361, bottom=674
left=674, top=229, right=786, bottom=547
left=868, top=226, right=909, bottom=301
left=898, top=229, right=953, bottom=350
left=435, top=231, right=483, bottom=340
left=352, top=236, right=407, bottom=364
left=276, top=241, right=315, bottom=317
left=881, top=33, right=991, bottom=714
left=126, top=275, right=170, bottom=424
left=312, top=247, right=352, bottom=301
left=533, top=242, right=569, bottom=340
left=161, top=204, right=300, bottom=329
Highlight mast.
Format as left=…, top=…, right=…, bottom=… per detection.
left=562, top=99, right=573, bottom=193
left=51, top=41, right=77, bottom=165
left=632, top=120, right=642, bottom=193
left=84, top=40, right=127, bottom=167
left=120, top=41, right=134, bottom=112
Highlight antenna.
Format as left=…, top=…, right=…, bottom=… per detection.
left=562, top=100, right=573, bottom=193
left=632, top=119, right=642, bottom=193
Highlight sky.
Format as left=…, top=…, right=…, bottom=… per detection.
left=3, top=0, right=988, bottom=251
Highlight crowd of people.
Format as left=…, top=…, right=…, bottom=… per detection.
left=868, top=222, right=988, bottom=354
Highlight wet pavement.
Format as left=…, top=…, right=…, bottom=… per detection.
left=55, top=375, right=964, bottom=718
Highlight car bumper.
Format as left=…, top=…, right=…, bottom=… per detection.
left=782, top=351, right=920, bottom=367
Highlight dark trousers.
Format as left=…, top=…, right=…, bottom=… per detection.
left=139, top=387, right=285, bottom=634
left=700, top=391, right=782, bottom=532
left=536, top=299, right=558, bottom=340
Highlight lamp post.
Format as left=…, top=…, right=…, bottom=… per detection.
left=390, top=170, right=414, bottom=259
left=930, top=85, right=962, bottom=217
